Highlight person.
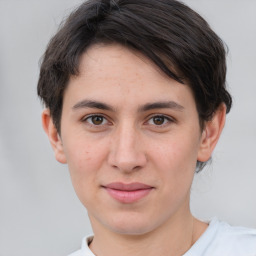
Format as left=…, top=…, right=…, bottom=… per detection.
left=37, top=0, right=256, bottom=255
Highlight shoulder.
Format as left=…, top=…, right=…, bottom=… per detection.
left=67, top=236, right=94, bottom=256
left=186, top=218, right=256, bottom=256
left=215, top=220, right=256, bottom=252
left=68, top=250, right=83, bottom=256
left=204, top=218, right=256, bottom=255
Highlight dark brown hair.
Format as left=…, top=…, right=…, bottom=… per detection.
left=37, top=0, right=232, bottom=170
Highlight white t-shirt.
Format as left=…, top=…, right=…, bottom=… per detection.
left=68, top=218, right=256, bottom=256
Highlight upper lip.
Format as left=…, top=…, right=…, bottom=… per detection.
left=103, top=182, right=153, bottom=191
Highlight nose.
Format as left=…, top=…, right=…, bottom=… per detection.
left=107, top=123, right=147, bottom=173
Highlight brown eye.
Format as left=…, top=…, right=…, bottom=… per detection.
left=85, top=115, right=107, bottom=125
left=147, top=115, right=173, bottom=127
left=91, top=116, right=104, bottom=125
left=153, top=116, right=165, bottom=125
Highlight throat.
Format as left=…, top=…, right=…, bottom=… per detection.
left=88, top=216, right=207, bottom=256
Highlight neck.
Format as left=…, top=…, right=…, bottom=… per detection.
left=89, top=209, right=207, bottom=256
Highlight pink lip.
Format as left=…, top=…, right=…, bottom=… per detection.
left=103, top=182, right=154, bottom=203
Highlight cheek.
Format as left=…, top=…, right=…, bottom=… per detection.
left=63, top=136, right=107, bottom=186
left=153, top=141, right=197, bottom=208
left=63, top=138, right=110, bottom=208
left=152, top=138, right=198, bottom=170
left=149, top=134, right=199, bottom=190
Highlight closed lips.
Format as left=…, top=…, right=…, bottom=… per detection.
left=103, top=182, right=154, bottom=203
left=104, top=182, right=153, bottom=191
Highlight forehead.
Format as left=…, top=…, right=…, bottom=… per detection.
left=64, top=43, right=196, bottom=112
left=78, top=43, right=170, bottom=86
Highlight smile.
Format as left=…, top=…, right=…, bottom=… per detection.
left=103, top=182, right=154, bottom=204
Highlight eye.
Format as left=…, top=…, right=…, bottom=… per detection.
left=147, top=115, right=173, bottom=126
left=84, top=115, right=108, bottom=126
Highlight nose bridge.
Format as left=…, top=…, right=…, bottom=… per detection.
left=108, top=120, right=146, bottom=172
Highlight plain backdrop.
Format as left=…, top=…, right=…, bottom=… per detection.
left=0, top=0, right=255, bottom=255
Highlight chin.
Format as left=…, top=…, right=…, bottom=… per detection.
left=111, top=225, right=152, bottom=236
left=105, top=215, right=157, bottom=236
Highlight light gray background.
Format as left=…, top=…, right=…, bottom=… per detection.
left=0, top=0, right=255, bottom=255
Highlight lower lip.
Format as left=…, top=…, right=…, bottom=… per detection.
left=104, top=187, right=153, bottom=203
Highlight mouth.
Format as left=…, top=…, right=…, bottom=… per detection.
left=102, top=182, right=154, bottom=204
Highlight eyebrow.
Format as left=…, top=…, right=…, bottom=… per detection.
left=72, top=100, right=114, bottom=111
left=72, top=99, right=184, bottom=112
left=138, top=101, right=184, bottom=112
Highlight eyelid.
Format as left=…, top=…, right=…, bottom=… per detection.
left=81, top=113, right=112, bottom=126
left=80, top=113, right=175, bottom=127
left=145, top=114, right=175, bottom=126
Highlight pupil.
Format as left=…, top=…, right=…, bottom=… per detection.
left=153, top=116, right=164, bottom=125
left=92, top=116, right=103, bottom=125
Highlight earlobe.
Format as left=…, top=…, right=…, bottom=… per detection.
left=197, top=104, right=226, bottom=162
left=41, top=109, right=67, bottom=164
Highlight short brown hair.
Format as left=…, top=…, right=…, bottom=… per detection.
left=37, top=0, right=232, bottom=170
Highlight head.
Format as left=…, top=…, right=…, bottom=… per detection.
left=37, top=0, right=232, bottom=172
left=38, top=0, right=232, bottom=236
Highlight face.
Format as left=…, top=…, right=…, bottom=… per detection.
left=45, top=44, right=220, bottom=235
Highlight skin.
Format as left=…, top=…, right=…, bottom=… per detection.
left=42, top=44, right=226, bottom=256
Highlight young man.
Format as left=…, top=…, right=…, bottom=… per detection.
left=38, top=0, right=256, bottom=255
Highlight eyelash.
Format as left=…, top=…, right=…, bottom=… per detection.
left=81, top=114, right=175, bottom=128
left=82, top=114, right=111, bottom=127
left=146, top=115, right=175, bottom=127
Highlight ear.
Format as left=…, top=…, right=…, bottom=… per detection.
left=41, top=109, right=67, bottom=164
left=197, top=104, right=226, bottom=162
